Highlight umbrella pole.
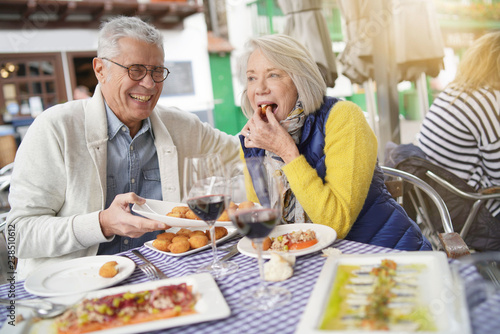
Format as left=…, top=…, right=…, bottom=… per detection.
left=416, top=72, right=430, bottom=120
left=364, top=79, right=378, bottom=139
left=372, top=0, right=400, bottom=162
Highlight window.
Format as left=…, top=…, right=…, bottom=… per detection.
left=0, top=53, right=66, bottom=118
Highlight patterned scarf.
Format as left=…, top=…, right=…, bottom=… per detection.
left=265, top=100, right=312, bottom=224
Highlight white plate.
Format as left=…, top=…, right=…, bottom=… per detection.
left=237, top=223, right=336, bottom=259
left=296, top=252, right=471, bottom=334
left=132, top=199, right=234, bottom=228
left=144, top=226, right=238, bottom=257
left=24, top=255, right=135, bottom=297
left=18, top=273, right=230, bottom=334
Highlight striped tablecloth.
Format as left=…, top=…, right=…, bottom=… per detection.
left=0, top=238, right=498, bottom=334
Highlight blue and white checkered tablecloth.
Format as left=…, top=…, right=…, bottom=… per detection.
left=0, top=238, right=498, bottom=334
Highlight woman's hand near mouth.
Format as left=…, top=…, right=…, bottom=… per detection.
left=243, top=108, right=299, bottom=164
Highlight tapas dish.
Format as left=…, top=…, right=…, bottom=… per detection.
left=132, top=200, right=234, bottom=228
left=237, top=224, right=336, bottom=259
left=24, top=256, right=135, bottom=297
left=145, top=227, right=238, bottom=257
left=17, top=273, right=230, bottom=334
left=296, top=252, right=470, bottom=334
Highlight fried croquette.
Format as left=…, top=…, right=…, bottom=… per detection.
left=171, top=206, right=190, bottom=215
left=206, top=226, right=228, bottom=240
left=261, top=104, right=269, bottom=115
left=176, top=228, right=193, bottom=237
left=185, top=210, right=200, bottom=220
left=238, top=201, right=255, bottom=210
left=152, top=239, right=171, bottom=252
left=99, top=261, right=119, bottom=278
left=190, top=230, right=206, bottom=237
left=172, top=235, right=189, bottom=243
left=262, top=236, right=272, bottom=250
left=251, top=237, right=272, bottom=251
left=168, top=239, right=190, bottom=253
left=157, top=232, right=176, bottom=241
left=217, top=210, right=230, bottom=221
left=188, top=234, right=209, bottom=249
left=166, top=212, right=184, bottom=218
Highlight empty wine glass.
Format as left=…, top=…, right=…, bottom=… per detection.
left=183, top=154, right=238, bottom=278
left=228, top=156, right=291, bottom=311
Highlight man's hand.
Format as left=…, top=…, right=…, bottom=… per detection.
left=99, top=193, right=169, bottom=238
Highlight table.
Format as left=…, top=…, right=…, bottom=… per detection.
left=0, top=238, right=498, bottom=334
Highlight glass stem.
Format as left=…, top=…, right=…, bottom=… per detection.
left=208, top=223, right=219, bottom=266
left=255, top=240, right=266, bottom=284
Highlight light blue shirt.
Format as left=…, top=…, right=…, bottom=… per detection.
left=98, top=103, right=162, bottom=255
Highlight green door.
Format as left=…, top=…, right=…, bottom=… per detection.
left=209, top=53, right=247, bottom=135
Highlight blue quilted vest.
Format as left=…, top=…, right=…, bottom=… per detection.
left=241, top=96, right=431, bottom=251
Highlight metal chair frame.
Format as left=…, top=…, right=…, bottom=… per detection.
left=381, top=166, right=469, bottom=258
left=426, top=170, right=500, bottom=240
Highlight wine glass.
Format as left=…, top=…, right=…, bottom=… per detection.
left=228, top=156, right=291, bottom=311
left=183, top=154, right=239, bottom=278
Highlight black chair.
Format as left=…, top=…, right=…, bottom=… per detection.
left=385, top=142, right=500, bottom=252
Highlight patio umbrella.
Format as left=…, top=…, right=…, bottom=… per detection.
left=393, top=0, right=444, bottom=81
left=337, top=0, right=444, bottom=84
left=336, top=0, right=373, bottom=85
left=277, top=0, right=338, bottom=87
left=337, top=0, right=445, bottom=161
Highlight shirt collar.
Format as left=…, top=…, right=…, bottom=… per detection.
left=104, top=102, right=154, bottom=140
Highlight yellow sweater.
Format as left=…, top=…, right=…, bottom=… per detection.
left=242, top=101, right=377, bottom=239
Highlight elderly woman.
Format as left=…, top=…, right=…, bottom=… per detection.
left=239, top=34, right=431, bottom=251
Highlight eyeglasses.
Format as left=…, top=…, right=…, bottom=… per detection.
left=101, top=57, right=170, bottom=83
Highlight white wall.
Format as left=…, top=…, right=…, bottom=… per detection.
left=0, top=14, right=213, bottom=116
left=159, top=13, right=214, bottom=115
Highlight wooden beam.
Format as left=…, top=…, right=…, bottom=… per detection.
left=0, top=0, right=202, bottom=30
left=23, top=0, right=37, bottom=20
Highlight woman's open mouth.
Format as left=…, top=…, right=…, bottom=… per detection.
left=259, top=103, right=277, bottom=113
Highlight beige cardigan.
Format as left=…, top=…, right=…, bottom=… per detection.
left=7, top=84, right=239, bottom=279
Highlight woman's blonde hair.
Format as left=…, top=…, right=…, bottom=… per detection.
left=450, top=31, right=500, bottom=92
left=238, top=34, right=326, bottom=118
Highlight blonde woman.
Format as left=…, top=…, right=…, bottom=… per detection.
left=239, top=34, right=431, bottom=251
left=418, top=31, right=500, bottom=219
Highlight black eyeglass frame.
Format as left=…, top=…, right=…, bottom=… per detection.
left=101, top=57, right=170, bottom=83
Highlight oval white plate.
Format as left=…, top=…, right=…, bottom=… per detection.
left=23, top=273, right=231, bottom=334
left=24, top=255, right=136, bottom=297
left=237, top=224, right=337, bottom=259
left=132, top=199, right=234, bottom=228
left=144, top=227, right=238, bottom=257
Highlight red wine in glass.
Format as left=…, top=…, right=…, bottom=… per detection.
left=184, top=154, right=238, bottom=278
left=187, top=195, right=228, bottom=224
left=232, top=208, right=279, bottom=239
left=229, top=156, right=291, bottom=311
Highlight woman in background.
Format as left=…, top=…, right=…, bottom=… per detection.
left=418, top=31, right=500, bottom=218
left=239, top=34, right=431, bottom=251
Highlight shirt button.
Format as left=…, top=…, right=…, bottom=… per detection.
left=123, top=239, right=129, bottom=245
left=166, top=149, right=172, bottom=154
left=274, top=170, right=282, bottom=177
left=131, top=178, right=136, bottom=184
left=167, top=186, right=175, bottom=192
left=130, top=146, right=134, bottom=151
left=121, top=127, right=126, bottom=132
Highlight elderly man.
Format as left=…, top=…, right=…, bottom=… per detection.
left=7, top=16, right=239, bottom=279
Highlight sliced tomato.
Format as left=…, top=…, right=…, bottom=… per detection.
left=289, top=238, right=318, bottom=250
